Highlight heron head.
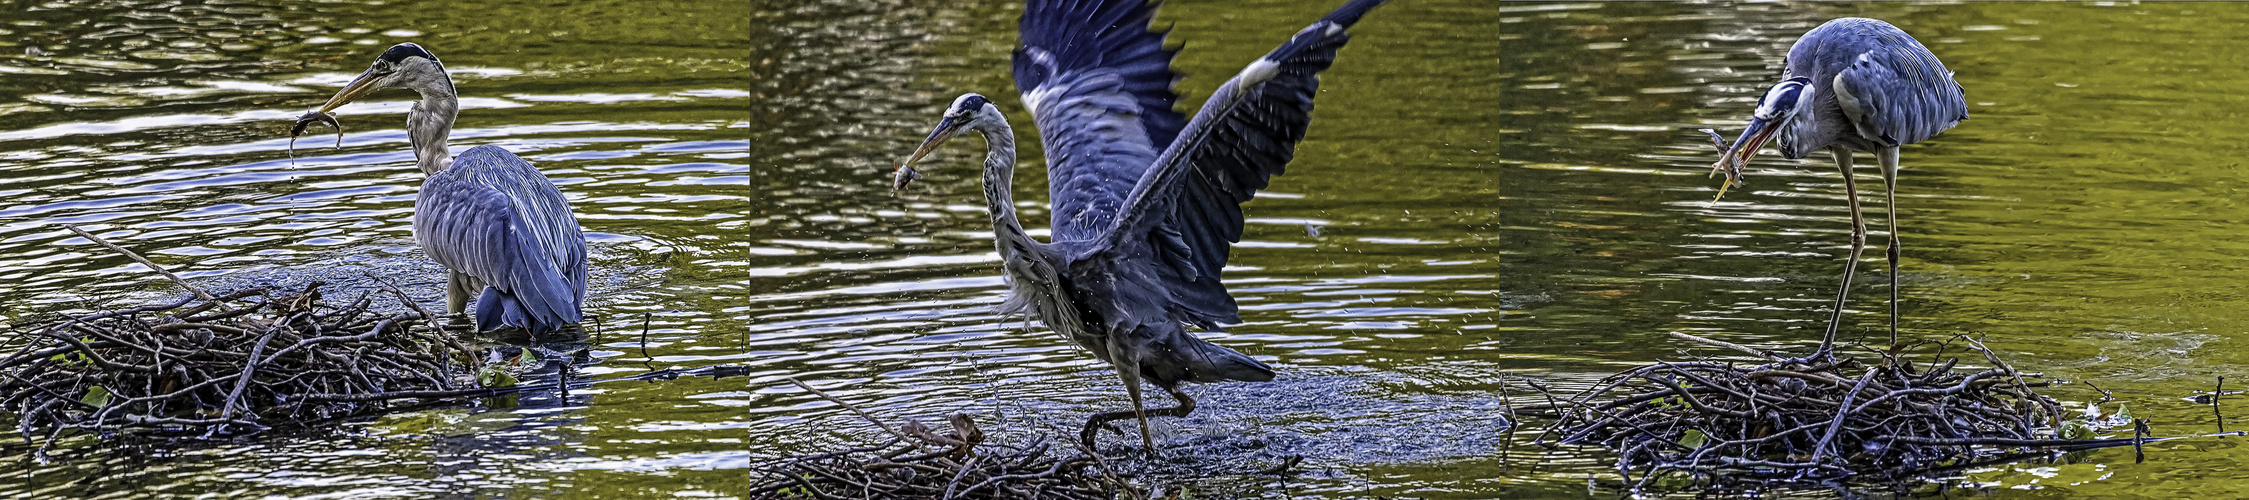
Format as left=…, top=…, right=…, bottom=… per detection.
left=895, top=93, right=998, bottom=191
left=1710, top=76, right=1810, bottom=201
left=317, top=43, right=448, bottom=114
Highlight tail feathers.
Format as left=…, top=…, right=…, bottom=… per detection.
left=475, top=286, right=581, bottom=336
left=1175, top=335, right=1275, bottom=384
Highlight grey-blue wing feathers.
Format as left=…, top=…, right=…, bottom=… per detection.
left=1016, top=0, right=1184, bottom=150
left=1046, top=0, right=1382, bottom=387
left=1024, top=0, right=1384, bottom=387
left=414, top=145, right=587, bottom=335
left=1016, top=0, right=1185, bottom=242
left=1804, top=18, right=1968, bottom=148
left=1097, top=0, right=1385, bottom=328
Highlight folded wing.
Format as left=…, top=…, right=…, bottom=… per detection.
left=413, top=145, right=588, bottom=333
left=1829, top=20, right=1968, bottom=147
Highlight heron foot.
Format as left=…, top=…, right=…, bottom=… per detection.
left=1079, top=412, right=1131, bottom=451
left=1081, top=409, right=1152, bottom=452
left=1077, top=385, right=1199, bottom=453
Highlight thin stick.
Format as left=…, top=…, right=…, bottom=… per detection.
left=1667, top=331, right=1784, bottom=362
left=2216, top=375, right=2226, bottom=434
left=219, top=329, right=282, bottom=421
left=1810, top=369, right=1878, bottom=463
left=635, top=313, right=658, bottom=372
left=1966, top=336, right=2050, bottom=434
left=368, top=274, right=467, bottom=390
left=2133, top=418, right=2149, bottom=463
left=788, top=376, right=913, bottom=444
left=64, top=225, right=224, bottom=306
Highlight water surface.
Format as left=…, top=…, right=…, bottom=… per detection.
left=3, top=0, right=2249, bottom=497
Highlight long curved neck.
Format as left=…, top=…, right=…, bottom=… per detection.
left=408, top=80, right=459, bottom=175
left=974, top=116, right=1026, bottom=240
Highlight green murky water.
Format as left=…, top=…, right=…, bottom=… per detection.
left=3, top=0, right=2249, bottom=497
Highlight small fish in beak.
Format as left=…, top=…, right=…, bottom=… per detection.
left=1700, top=128, right=1746, bottom=202
left=289, top=111, right=343, bottom=158
left=289, top=62, right=388, bottom=158
left=892, top=112, right=965, bottom=192
left=892, top=163, right=923, bottom=191
left=1708, top=77, right=1809, bottom=202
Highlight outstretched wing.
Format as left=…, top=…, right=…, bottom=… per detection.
left=1092, top=0, right=1385, bottom=326
left=1015, top=0, right=1185, bottom=241
left=1826, top=19, right=1968, bottom=147
left=413, top=145, right=588, bottom=330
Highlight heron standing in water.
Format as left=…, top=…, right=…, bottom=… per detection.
left=1710, top=18, right=1967, bottom=354
left=894, top=0, right=1387, bottom=450
left=297, top=43, right=587, bottom=338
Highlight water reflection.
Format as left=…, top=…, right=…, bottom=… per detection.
left=8, top=0, right=2249, bottom=497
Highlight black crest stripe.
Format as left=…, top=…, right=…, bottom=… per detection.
left=377, top=43, right=436, bottom=64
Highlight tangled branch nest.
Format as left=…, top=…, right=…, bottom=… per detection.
left=0, top=226, right=584, bottom=454
left=0, top=279, right=517, bottom=450
left=746, top=379, right=1143, bottom=500
left=1536, top=332, right=2159, bottom=493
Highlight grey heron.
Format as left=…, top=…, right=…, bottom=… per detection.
left=893, top=0, right=1386, bottom=450
left=1711, top=18, right=1967, bottom=354
left=297, top=43, right=588, bottom=338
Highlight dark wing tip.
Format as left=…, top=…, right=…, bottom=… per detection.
left=1259, top=0, right=1387, bottom=73
left=1320, top=0, right=1390, bottom=28
left=1122, top=0, right=1390, bottom=306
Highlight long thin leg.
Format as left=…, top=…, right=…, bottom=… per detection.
left=446, top=272, right=472, bottom=315
left=1079, top=384, right=1198, bottom=451
left=1878, top=147, right=1902, bottom=348
left=1818, top=147, right=1867, bottom=357
left=1128, top=380, right=1152, bottom=452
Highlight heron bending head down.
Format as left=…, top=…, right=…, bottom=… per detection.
left=1709, top=18, right=1967, bottom=355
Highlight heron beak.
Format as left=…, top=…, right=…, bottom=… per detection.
left=1711, top=116, right=1780, bottom=202
left=894, top=115, right=963, bottom=191
left=317, top=70, right=386, bottom=114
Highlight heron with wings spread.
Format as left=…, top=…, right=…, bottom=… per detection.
left=893, top=0, right=1387, bottom=450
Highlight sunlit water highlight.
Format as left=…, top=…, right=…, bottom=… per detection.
left=5, top=0, right=2249, bottom=497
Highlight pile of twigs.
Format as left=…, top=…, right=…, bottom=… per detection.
left=0, top=278, right=502, bottom=447
left=746, top=379, right=1141, bottom=499
left=1540, top=332, right=2157, bottom=492
left=0, top=227, right=521, bottom=451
